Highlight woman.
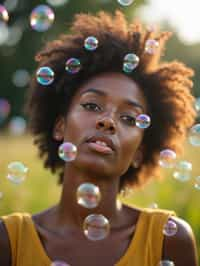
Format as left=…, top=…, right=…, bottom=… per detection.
left=0, top=11, right=198, bottom=266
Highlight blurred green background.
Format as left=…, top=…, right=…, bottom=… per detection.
left=0, top=0, right=200, bottom=261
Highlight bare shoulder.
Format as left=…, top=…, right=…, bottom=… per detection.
left=163, top=216, right=199, bottom=266
left=0, top=219, right=12, bottom=266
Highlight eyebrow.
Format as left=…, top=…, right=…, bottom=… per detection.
left=80, top=88, right=144, bottom=112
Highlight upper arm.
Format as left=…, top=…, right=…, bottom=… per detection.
left=162, top=216, right=199, bottom=266
left=0, top=220, right=12, bottom=266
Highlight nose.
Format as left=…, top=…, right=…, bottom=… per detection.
left=96, top=116, right=116, bottom=134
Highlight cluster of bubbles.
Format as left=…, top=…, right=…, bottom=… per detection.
left=58, top=141, right=110, bottom=241
left=123, top=53, right=139, bottom=73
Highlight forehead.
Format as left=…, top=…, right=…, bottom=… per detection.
left=76, top=72, right=147, bottom=111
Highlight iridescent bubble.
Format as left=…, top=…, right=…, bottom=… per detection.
left=58, top=142, right=77, bottom=162
left=159, top=149, right=177, bottom=169
left=46, top=0, right=69, bottom=7
left=65, top=58, right=81, bottom=74
left=77, top=183, right=101, bottom=209
left=188, top=124, right=200, bottom=147
left=30, top=5, right=55, bottom=32
left=123, top=53, right=139, bottom=73
left=51, top=261, right=71, bottom=266
left=173, top=160, right=192, bottom=182
left=84, top=36, right=98, bottom=51
left=158, top=260, right=175, bottom=266
left=0, top=98, right=11, bottom=124
left=163, top=219, right=178, bottom=237
left=194, top=97, right=200, bottom=116
left=145, top=39, right=159, bottom=55
left=36, top=66, right=54, bottom=86
left=117, top=0, right=135, bottom=6
left=0, top=5, right=9, bottom=23
left=7, top=161, right=28, bottom=184
left=9, top=116, right=26, bottom=135
left=135, top=114, right=151, bottom=129
left=12, top=69, right=30, bottom=87
left=83, top=214, right=110, bottom=241
left=194, top=176, right=200, bottom=190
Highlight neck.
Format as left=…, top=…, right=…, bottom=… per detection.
left=56, top=164, right=122, bottom=229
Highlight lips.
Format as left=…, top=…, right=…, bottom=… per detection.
left=86, top=135, right=115, bottom=151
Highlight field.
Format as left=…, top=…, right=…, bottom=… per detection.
left=0, top=134, right=199, bottom=258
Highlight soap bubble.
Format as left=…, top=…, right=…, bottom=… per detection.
left=58, top=142, right=77, bottom=162
left=123, top=53, right=139, bottom=73
left=194, top=176, right=200, bottom=190
left=194, top=97, right=200, bottom=116
left=158, top=260, right=175, bottom=266
left=30, top=5, right=55, bottom=32
left=12, top=69, right=30, bottom=87
left=9, top=116, right=26, bottom=135
left=0, top=98, right=10, bottom=124
left=117, top=0, right=135, bottom=6
left=173, top=160, right=192, bottom=182
left=135, top=114, right=151, bottom=129
left=188, top=124, right=200, bottom=147
left=163, top=219, right=178, bottom=237
left=83, top=214, right=110, bottom=241
left=7, top=161, right=28, bottom=184
left=65, top=58, right=81, bottom=74
left=77, top=183, right=101, bottom=209
left=0, top=5, right=9, bottom=23
left=36, top=66, right=54, bottom=86
left=51, top=261, right=71, bottom=266
left=84, top=36, right=98, bottom=51
left=46, top=0, right=69, bottom=7
left=145, top=39, right=159, bottom=55
left=159, top=149, right=176, bottom=169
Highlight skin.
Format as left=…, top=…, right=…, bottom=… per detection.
left=0, top=72, right=198, bottom=266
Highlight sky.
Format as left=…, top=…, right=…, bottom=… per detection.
left=137, top=0, right=200, bottom=44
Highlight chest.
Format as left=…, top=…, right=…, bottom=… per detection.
left=41, top=229, right=134, bottom=266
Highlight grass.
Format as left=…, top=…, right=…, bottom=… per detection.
left=0, top=134, right=199, bottom=258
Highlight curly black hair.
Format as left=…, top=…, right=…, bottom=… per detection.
left=25, top=11, right=196, bottom=191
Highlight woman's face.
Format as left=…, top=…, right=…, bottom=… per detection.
left=59, top=72, right=147, bottom=179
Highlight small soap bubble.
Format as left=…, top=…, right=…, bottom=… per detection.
left=0, top=98, right=10, bottom=124
left=117, top=0, right=135, bottom=6
left=46, top=0, right=69, bottom=7
left=84, top=36, right=98, bottom=51
left=123, top=53, right=139, bottom=73
left=188, top=124, right=200, bottom=147
left=83, top=214, right=110, bottom=241
left=159, top=149, right=177, bottom=169
left=173, top=160, right=192, bottom=182
left=30, top=5, right=55, bottom=32
left=194, top=176, right=200, bottom=190
left=77, top=183, right=101, bottom=209
left=163, top=219, right=178, bottom=237
left=145, top=39, right=159, bottom=55
left=58, top=142, right=77, bottom=162
left=9, top=116, right=26, bottom=135
left=158, top=260, right=175, bottom=266
left=194, top=97, right=200, bottom=116
left=12, top=69, right=30, bottom=87
left=0, top=5, right=9, bottom=23
left=36, top=66, right=54, bottom=86
left=65, top=58, right=81, bottom=74
left=51, top=261, right=71, bottom=266
left=135, top=114, right=151, bottom=129
left=7, top=161, right=28, bottom=184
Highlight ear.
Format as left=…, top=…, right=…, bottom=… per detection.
left=131, top=146, right=144, bottom=169
left=53, top=116, right=65, bottom=141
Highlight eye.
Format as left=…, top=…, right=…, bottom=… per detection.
left=121, top=115, right=136, bottom=126
left=81, top=102, right=101, bottom=112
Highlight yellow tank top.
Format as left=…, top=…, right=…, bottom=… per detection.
left=1, top=208, right=175, bottom=266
